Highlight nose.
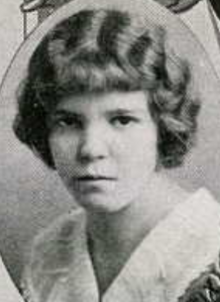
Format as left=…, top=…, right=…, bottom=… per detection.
left=77, top=126, right=109, bottom=163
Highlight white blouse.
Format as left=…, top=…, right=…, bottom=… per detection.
left=23, top=188, right=220, bottom=302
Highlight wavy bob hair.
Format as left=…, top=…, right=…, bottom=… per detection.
left=13, top=9, right=200, bottom=169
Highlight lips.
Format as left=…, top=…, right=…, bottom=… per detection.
left=75, top=175, right=117, bottom=181
left=71, top=175, right=117, bottom=193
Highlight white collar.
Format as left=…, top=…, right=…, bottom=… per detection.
left=105, top=188, right=220, bottom=301
left=26, top=189, right=220, bottom=302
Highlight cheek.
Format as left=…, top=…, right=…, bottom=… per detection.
left=116, top=128, right=157, bottom=176
left=49, top=134, right=77, bottom=173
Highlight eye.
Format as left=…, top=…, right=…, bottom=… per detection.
left=110, top=115, right=138, bottom=127
left=48, top=114, right=84, bottom=131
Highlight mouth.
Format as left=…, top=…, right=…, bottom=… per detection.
left=70, top=175, right=117, bottom=195
left=75, top=176, right=117, bottom=181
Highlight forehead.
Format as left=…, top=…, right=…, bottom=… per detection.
left=55, top=91, right=149, bottom=113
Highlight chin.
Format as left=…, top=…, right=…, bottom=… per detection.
left=75, top=193, right=129, bottom=214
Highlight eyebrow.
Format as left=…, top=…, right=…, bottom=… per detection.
left=50, top=108, right=147, bottom=120
left=50, top=109, right=84, bottom=118
left=105, top=108, right=147, bottom=116
left=48, top=110, right=86, bottom=125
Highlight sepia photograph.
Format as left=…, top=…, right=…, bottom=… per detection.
left=1, top=0, right=220, bottom=301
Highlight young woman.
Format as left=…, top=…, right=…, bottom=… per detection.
left=13, top=4, right=220, bottom=302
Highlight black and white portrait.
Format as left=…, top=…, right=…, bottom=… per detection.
left=1, top=1, right=220, bottom=301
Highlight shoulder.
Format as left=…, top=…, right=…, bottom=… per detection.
left=21, top=209, right=85, bottom=302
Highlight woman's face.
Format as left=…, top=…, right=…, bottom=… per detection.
left=48, top=91, right=157, bottom=213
